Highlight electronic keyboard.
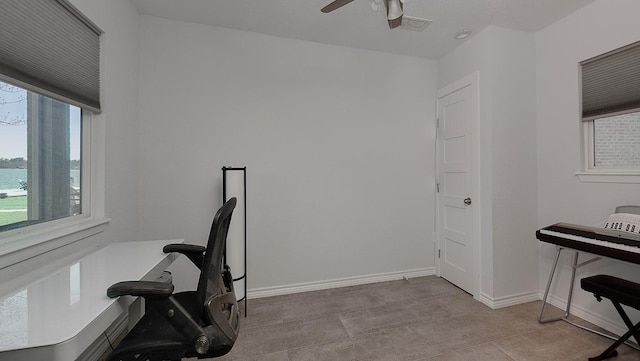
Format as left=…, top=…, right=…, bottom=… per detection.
left=537, top=223, right=640, bottom=265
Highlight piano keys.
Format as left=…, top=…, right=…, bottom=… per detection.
left=537, top=222, right=640, bottom=265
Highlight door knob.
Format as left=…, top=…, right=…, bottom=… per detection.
left=464, top=197, right=472, bottom=205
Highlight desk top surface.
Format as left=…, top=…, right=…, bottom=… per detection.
left=0, top=239, right=181, bottom=353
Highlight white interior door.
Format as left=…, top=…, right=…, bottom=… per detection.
left=437, top=84, right=474, bottom=294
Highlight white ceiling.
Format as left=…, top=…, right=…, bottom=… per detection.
left=130, top=0, right=596, bottom=59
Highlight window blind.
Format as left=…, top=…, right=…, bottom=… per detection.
left=0, top=0, right=102, bottom=113
left=581, top=40, right=640, bottom=121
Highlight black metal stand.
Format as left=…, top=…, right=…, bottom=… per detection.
left=222, top=166, right=247, bottom=317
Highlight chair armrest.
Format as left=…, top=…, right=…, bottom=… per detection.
left=107, top=281, right=174, bottom=298
left=163, top=243, right=205, bottom=269
left=163, top=243, right=205, bottom=254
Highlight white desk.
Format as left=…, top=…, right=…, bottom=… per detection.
left=0, top=239, right=182, bottom=361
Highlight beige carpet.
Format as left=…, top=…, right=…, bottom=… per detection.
left=208, top=276, right=638, bottom=361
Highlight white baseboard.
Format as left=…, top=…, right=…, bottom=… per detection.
left=541, top=291, right=628, bottom=337
left=478, top=290, right=540, bottom=309
left=479, top=290, right=629, bottom=338
left=478, top=288, right=632, bottom=337
left=247, top=268, right=436, bottom=299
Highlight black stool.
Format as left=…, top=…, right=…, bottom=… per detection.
left=581, top=275, right=640, bottom=361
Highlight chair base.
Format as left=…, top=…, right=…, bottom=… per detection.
left=107, top=292, right=234, bottom=361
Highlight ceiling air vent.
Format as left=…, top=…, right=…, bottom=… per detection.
left=399, top=16, right=432, bottom=32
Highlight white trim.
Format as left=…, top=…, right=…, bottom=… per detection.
left=478, top=290, right=540, bottom=309
left=436, top=71, right=478, bottom=99
left=435, top=71, right=481, bottom=301
left=0, top=218, right=109, bottom=270
left=580, top=115, right=640, bottom=182
left=247, top=268, right=436, bottom=299
left=575, top=172, right=640, bottom=184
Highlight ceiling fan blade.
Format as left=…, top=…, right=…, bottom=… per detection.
left=388, top=15, right=403, bottom=29
left=321, top=0, right=356, bottom=13
left=384, top=0, right=403, bottom=29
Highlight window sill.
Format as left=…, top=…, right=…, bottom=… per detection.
left=0, top=217, right=110, bottom=270
left=575, top=172, right=640, bottom=184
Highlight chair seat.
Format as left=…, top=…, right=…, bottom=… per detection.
left=108, top=292, right=198, bottom=361
left=581, top=275, right=640, bottom=310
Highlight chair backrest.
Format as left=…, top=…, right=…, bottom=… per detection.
left=196, top=197, right=238, bottom=340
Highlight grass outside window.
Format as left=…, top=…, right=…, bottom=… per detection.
left=0, top=196, right=27, bottom=227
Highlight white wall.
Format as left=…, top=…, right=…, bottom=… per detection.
left=438, top=26, right=538, bottom=305
left=137, top=16, right=438, bottom=292
left=488, top=27, right=538, bottom=301
left=71, top=0, right=141, bottom=244
left=536, top=0, right=640, bottom=332
left=438, top=29, right=495, bottom=300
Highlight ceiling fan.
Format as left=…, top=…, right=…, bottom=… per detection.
left=321, top=0, right=404, bottom=29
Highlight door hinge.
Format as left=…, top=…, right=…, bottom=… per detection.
left=438, top=249, right=441, bottom=258
left=436, top=183, right=440, bottom=193
left=436, top=117, right=439, bottom=128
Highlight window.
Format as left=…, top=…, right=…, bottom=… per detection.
left=0, top=1, right=105, bottom=258
left=0, top=81, right=83, bottom=232
left=580, top=40, right=640, bottom=179
left=592, top=111, right=640, bottom=168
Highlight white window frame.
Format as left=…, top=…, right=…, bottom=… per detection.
left=0, top=110, right=109, bottom=269
left=576, top=38, right=640, bottom=184
left=577, top=118, right=640, bottom=184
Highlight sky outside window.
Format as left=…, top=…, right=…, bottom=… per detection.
left=0, top=82, right=81, bottom=160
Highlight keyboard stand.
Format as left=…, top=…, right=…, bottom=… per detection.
left=539, top=246, right=640, bottom=351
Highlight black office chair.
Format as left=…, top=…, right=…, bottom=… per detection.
left=106, top=197, right=240, bottom=361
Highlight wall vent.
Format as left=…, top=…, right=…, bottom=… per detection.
left=400, top=16, right=432, bottom=32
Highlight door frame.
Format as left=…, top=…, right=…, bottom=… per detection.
left=435, top=71, right=481, bottom=300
